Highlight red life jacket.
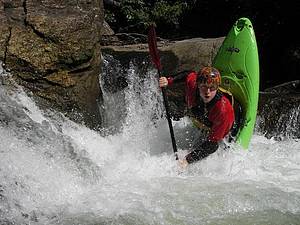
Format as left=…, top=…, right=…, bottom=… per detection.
left=207, top=95, right=235, bottom=142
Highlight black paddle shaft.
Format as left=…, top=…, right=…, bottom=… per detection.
left=158, top=71, right=178, bottom=160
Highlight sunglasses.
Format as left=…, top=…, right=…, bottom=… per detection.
left=198, top=84, right=218, bottom=91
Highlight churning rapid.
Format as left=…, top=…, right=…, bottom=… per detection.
left=0, top=59, right=300, bottom=225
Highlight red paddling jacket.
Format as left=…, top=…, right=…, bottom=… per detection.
left=167, top=71, right=235, bottom=163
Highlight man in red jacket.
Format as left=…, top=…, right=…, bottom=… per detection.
left=159, top=66, right=235, bottom=168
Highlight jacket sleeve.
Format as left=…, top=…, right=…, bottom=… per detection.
left=166, top=70, right=190, bottom=86
left=185, top=140, right=219, bottom=163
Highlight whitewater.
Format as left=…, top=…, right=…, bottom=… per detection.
left=0, top=59, right=300, bottom=225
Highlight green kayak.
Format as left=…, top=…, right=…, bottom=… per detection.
left=213, top=17, right=260, bottom=149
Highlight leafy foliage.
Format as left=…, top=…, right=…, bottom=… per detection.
left=104, top=0, right=193, bottom=36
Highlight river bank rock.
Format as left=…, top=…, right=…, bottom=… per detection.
left=257, top=81, right=300, bottom=139
left=0, top=0, right=104, bottom=129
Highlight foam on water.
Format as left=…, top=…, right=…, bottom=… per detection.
left=1, top=64, right=300, bottom=225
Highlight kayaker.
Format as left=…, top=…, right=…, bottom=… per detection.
left=159, top=66, right=235, bottom=168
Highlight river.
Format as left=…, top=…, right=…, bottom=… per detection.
left=0, top=61, right=300, bottom=225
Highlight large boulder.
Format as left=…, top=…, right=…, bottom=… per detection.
left=0, top=0, right=104, bottom=129
left=257, top=81, right=300, bottom=138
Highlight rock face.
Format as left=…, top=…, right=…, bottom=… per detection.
left=257, top=81, right=300, bottom=139
left=0, top=0, right=104, bottom=129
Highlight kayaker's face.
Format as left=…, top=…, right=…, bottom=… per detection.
left=198, top=84, right=217, bottom=103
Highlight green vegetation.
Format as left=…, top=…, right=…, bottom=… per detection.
left=104, top=0, right=194, bottom=36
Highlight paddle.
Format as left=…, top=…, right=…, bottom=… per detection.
left=147, top=24, right=178, bottom=160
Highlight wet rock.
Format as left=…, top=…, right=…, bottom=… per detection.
left=257, top=81, right=300, bottom=138
left=263, top=80, right=300, bottom=94
left=0, top=0, right=104, bottom=129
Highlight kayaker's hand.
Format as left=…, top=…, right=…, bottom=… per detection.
left=178, top=159, right=188, bottom=169
left=159, top=77, right=168, bottom=88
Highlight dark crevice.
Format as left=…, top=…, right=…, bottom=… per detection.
left=22, top=0, right=58, bottom=44
left=41, top=78, right=74, bottom=88
left=3, top=27, right=12, bottom=66
left=27, top=22, right=59, bottom=43
left=68, top=65, right=92, bottom=75
left=23, top=0, right=28, bottom=16
left=16, top=73, right=68, bottom=88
